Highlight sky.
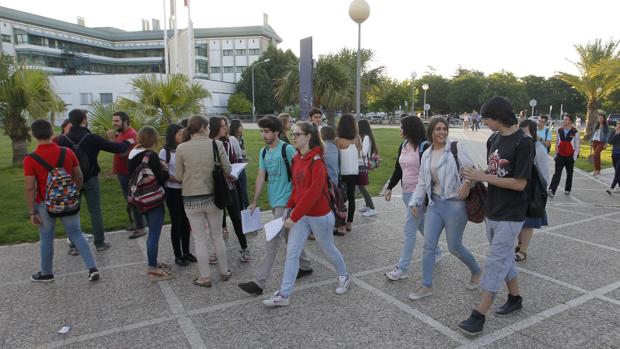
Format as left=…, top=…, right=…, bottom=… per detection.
left=2, top=0, right=618, bottom=81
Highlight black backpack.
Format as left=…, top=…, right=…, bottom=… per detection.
left=62, top=134, right=93, bottom=179
left=526, top=164, right=548, bottom=218
left=261, top=143, right=292, bottom=182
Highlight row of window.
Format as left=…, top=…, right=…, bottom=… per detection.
left=210, top=66, right=245, bottom=74
left=222, top=49, right=260, bottom=56
left=80, top=93, right=113, bottom=105
left=1, top=34, right=11, bottom=43
left=17, top=52, right=163, bottom=74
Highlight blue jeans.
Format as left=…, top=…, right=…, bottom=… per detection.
left=397, top=192, right=441, bottom=272
left=144, top=205, right=165, bottom=268
left=36, top=203, right=96, bottom=275
left=280, top=212, right=347, bottom=298
left=117, top=174, right=145, bottom=229
left=71, top=176, right=105, bottom=248
left=421, top=198, right=480, bottom=287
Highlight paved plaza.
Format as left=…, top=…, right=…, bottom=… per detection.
left=1, top=129, right=619, bottom=348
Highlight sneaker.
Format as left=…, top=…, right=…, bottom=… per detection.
left=457, top=309, right=486, bottom=336
left=495, top=294, right=523, bottom=316
left=335, top=275, right=351, bottom=295
left=358, top=207, right=368, bottom=213
left=614, top=187, right=620, bottom=193
left=31, top=272, right=54, bottom=283
left=263, top=292, right=290, bottom=307
left=466, top=275, right=480, bottom=290
left=362, top=208, right=378, bottom=217
left=408, top=286, right=433, bottom=300
left=296, top=268, right=314, bottom=279
left=83, top=233, right=93, bottom=241
left=564, top=191, right=570, bottom=195
left=239, top=249, right=251, bottom=263
left=67, top=247, right=80, bottom=256
left=238, top=281, right=264, bottom=295
left=125, top=225, right=136, bottom=232
left=128, top=230, right=146, bottom=239
left=183, top=254, right=198, bottom=263
left=95, top=242, right=111, bottom=252
left=88, top=268, right=100, bottom=282
left=606, top=188, right=613, bottom=195
left=208, top=254, right=218, bottom=265
left=385, top=267, right=409, bottom=281
left=547, top=189, right=555, bottom=198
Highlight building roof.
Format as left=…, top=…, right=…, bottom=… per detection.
left=0, top=6, right=282, bottom=43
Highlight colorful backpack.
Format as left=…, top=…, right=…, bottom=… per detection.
left=128, top=151, right=165, bottom=213
left=28, top=147, right=80, bottom=217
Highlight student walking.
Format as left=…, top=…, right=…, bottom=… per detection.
left=176, top=116, right=232, bottom=287
left=263, top=121, right=350, bottom=307
left=591, top=112, right=610, bottom=176
left=24, top=120, right=100, bottom=283
left=336, top=114, right=361, bottom=233
left=459, top=96, right=535, bottom=336
left=127, top=127, right=172, bottom=282
left=320, top=126, right=346, bottom=235
left=408, top=117, right=481, bottom=300
left=548, top=114, right=580, bottom=196
left=606, top=126, right=620, bottom=194
left=159, top=124, right=195, bottom=267
left=536, top=115, right=553, bottom=153
left=357, top=119, right=378, bottom=217
left=238, top=116, right=313, bottom=296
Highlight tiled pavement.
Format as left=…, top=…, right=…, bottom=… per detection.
left=1, top=129, right=619, bottom=348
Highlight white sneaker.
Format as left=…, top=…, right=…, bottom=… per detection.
left=358, top=207, right=368, bottom=213
left=614, top=187, right=620, bottom=193
left=408, top=286, right=433, bottom=300
left=606, top=188, right=613, bottom=195
left=335, top=275, right=351, bottom=295
left=385, top=267, right=409, bottom=281
left=263, top=292, right=290, bottom=307
left=362, top=208, right=378, bottom=217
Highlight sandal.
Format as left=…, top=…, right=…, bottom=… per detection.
left=515, top=251, right=527, bottom=262
left=192, top=277, right=212, bottom=288
left=148, top=269, right=174, bottom=282
left=158, top=263, right=172, bottom=271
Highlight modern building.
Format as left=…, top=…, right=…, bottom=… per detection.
left=0, top=6, right=282, bottom=115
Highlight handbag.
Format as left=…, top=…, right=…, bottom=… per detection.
left=356, top=163, right=369, bottom=186
left=451, top=142, right=487, bottom=223
left=526, top=165, right=547, bottom=218
left=366, top=153, right=381, bottom=170
left=212, top=140, right=232, bottom=209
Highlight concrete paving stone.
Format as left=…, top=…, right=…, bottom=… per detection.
left=482, top=332, right=550, bottom=349
left=551, top=219, right=620, bottom=249
left=62, top=320, right=190, bottom=349
left=605, top=288, right=620, bottom=301
left=518, top=299, right=620, bottom=349
left=568, top=178, right=611, bottom=190
left=0, top=264, right=171, bottom=349
left=190, top=283, right=461, bottom=349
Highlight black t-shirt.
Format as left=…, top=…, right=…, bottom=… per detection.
left=485, top=129, right=535, bottom=222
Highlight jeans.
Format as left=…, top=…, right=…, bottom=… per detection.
left=421, top=198, right=480, bottom=288
left=480, top=219, right=523, bottom=293
left=118, top=174, right=145, bottom=230
left=397, top=192, right=441, bottom=272
left=72, top=176, right=105, bottom=248
left=36, top=203, right=96, bottom=275
left=341, top=175, right=357, bottom=223
left=144, top=205, right=165, bottom=268
left=357, top=185, right=375, bottom=209
left=611, top=153, right=620, bottom=189
left=279, top=212, right=347, bottom=298
left=592, top=141, right=604, bottom=171
left=165, top=187, right=191, bottom=258
left=549, top=156, right=575, bottom=193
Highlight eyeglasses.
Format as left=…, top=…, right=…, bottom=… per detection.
left=291, top=132, right=307, bottom=138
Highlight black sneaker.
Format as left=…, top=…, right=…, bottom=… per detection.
left=125, top=225, right=136, bottom=232
left=495, top=294, right=523, bottom=316
left=238, top=281, right=263, bottom=296
left=128, top=230, right=146, bottom=239
left=296, top=268, right=314, bottom=279
left=88, top=268, right=100, bottom=282
left=31, top=272, right=55, bottom=283
left=96, top=242, right=112, bottom=251
left=183, top=254, right=197, bottom=263
left=457, top=309, right=486, bottom=336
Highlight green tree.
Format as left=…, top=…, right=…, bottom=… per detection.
left=227, top=92, right=252, bottom=115
left=87, top=101, right=166, bottom=137
left=0, top=56, right=64, bottom=166
left=558, top=39, right=620, bottom=138
left=417, top=73, right=451, bottom=115
left=447, top=69, right=486, bottom=113
left=482, top=71, right=528, bottom=112
left=544, top=76, right=586, bottom=119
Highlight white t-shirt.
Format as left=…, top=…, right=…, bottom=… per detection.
left=159, top=148, right=182, bottom=189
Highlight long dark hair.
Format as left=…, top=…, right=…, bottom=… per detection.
left=209, top=116, right=228, bottom=140
left=519, top=119, right=537, bottom=139
left=427, top=116, right=449, bottom=145
left=164, top=123, right=183, bottom=151
left=358, top=119, right=378, bottom=155
left=182, top=116, right=209, bottom=142
left=595, top=113, right=608, bottom=131
left=400, top=115, right=426, bottom=148
left=296, top=121, right=323, bottom=150
left=337, top=114, right=358, bottom=140
left=229, top=119, right=243, bottom=138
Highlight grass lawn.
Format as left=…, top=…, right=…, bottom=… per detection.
left=0, top=128, right=401, bottom=245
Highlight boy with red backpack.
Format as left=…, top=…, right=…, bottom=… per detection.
left=548, top=114, right=580, bottom=197
left=23, top=120, right=100, bottom=283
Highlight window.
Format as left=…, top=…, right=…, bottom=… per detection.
left=99, top=93, right=113, bottom=105
left=222, top=49, right=233, bottom=56
left=235, top=49, right=247, bottom=56
left=222, top=66, right=234, bottom=73
left=248, top=49, right=260, bottom=56
left=236, top=66, right=245, bottom=73
left=210, top=66, right=221, bottom=73
left=1, top=34, right=11, bottom=43
left=16, top=34, right=28, bottom=44
left=196, top=61, right=208, bottom=74
left=80, top=93, right=92, bottom=105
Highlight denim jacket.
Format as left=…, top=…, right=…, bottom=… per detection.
left=409, top=140, right=475, bottom=207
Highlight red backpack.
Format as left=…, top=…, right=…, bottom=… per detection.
left=128, top=152, right=165, bottom=213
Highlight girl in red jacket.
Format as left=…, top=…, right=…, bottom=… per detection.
left=263, top=122, right=350, bottom=307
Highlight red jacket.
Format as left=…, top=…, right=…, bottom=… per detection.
left=286, top=146, right=331, bottom=222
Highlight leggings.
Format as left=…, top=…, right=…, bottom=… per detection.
left=222, top=188, right=248, bottom=250
left=357, top=185, right=375, bottom=209
left=341, top=175, right=358, bottom=223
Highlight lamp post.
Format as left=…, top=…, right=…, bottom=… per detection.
left=349, top=0, right=370, bottom=119
left=422, top=83, right=429, bottom=118
left=251, top=58, right=271, bottom=122
left=410, top=71, right=417, bottom=114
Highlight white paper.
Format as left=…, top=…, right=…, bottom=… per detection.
left=230, top=163, right=248, bottom=179
left=241, top=208, right=263, bottom=234
left=264, top=217, right=284, bottom=241
left=58, top=326, right=71, bottom=334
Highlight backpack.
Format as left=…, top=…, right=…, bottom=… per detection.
left=28, top=147, right=80, bottom=217
left=557, top=128, right=577, bottom=157
left=128, top=151, right=165, bottom=213
left=309, top=156, right=348, bottom=222
left=398, top=140, right=429, bottom=159
left=62, top=134, right=94, bottom=179
left=262, top=143, right=292, bottom=182
left=526, top=164, right=548, bottom=219
left=451, top=141, right=487, bottom=223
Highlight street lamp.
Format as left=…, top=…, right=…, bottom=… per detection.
left=252, top=58, right=271, bottom=122
left=410, top=71, right=417, bottom=114
left=349, top=0, right=370, bottom=119
left=422, top=83, right=429, bottom=118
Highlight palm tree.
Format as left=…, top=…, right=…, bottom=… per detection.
left=0, top=57, right=64, bottom=166
left=117, top=74, right=211, bottom=125
left=558, top=39, right=620, bottom=139
left=88, top=101, right=167, bottom=137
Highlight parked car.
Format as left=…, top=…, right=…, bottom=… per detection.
left=608, top=114, right=620, bottom=127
